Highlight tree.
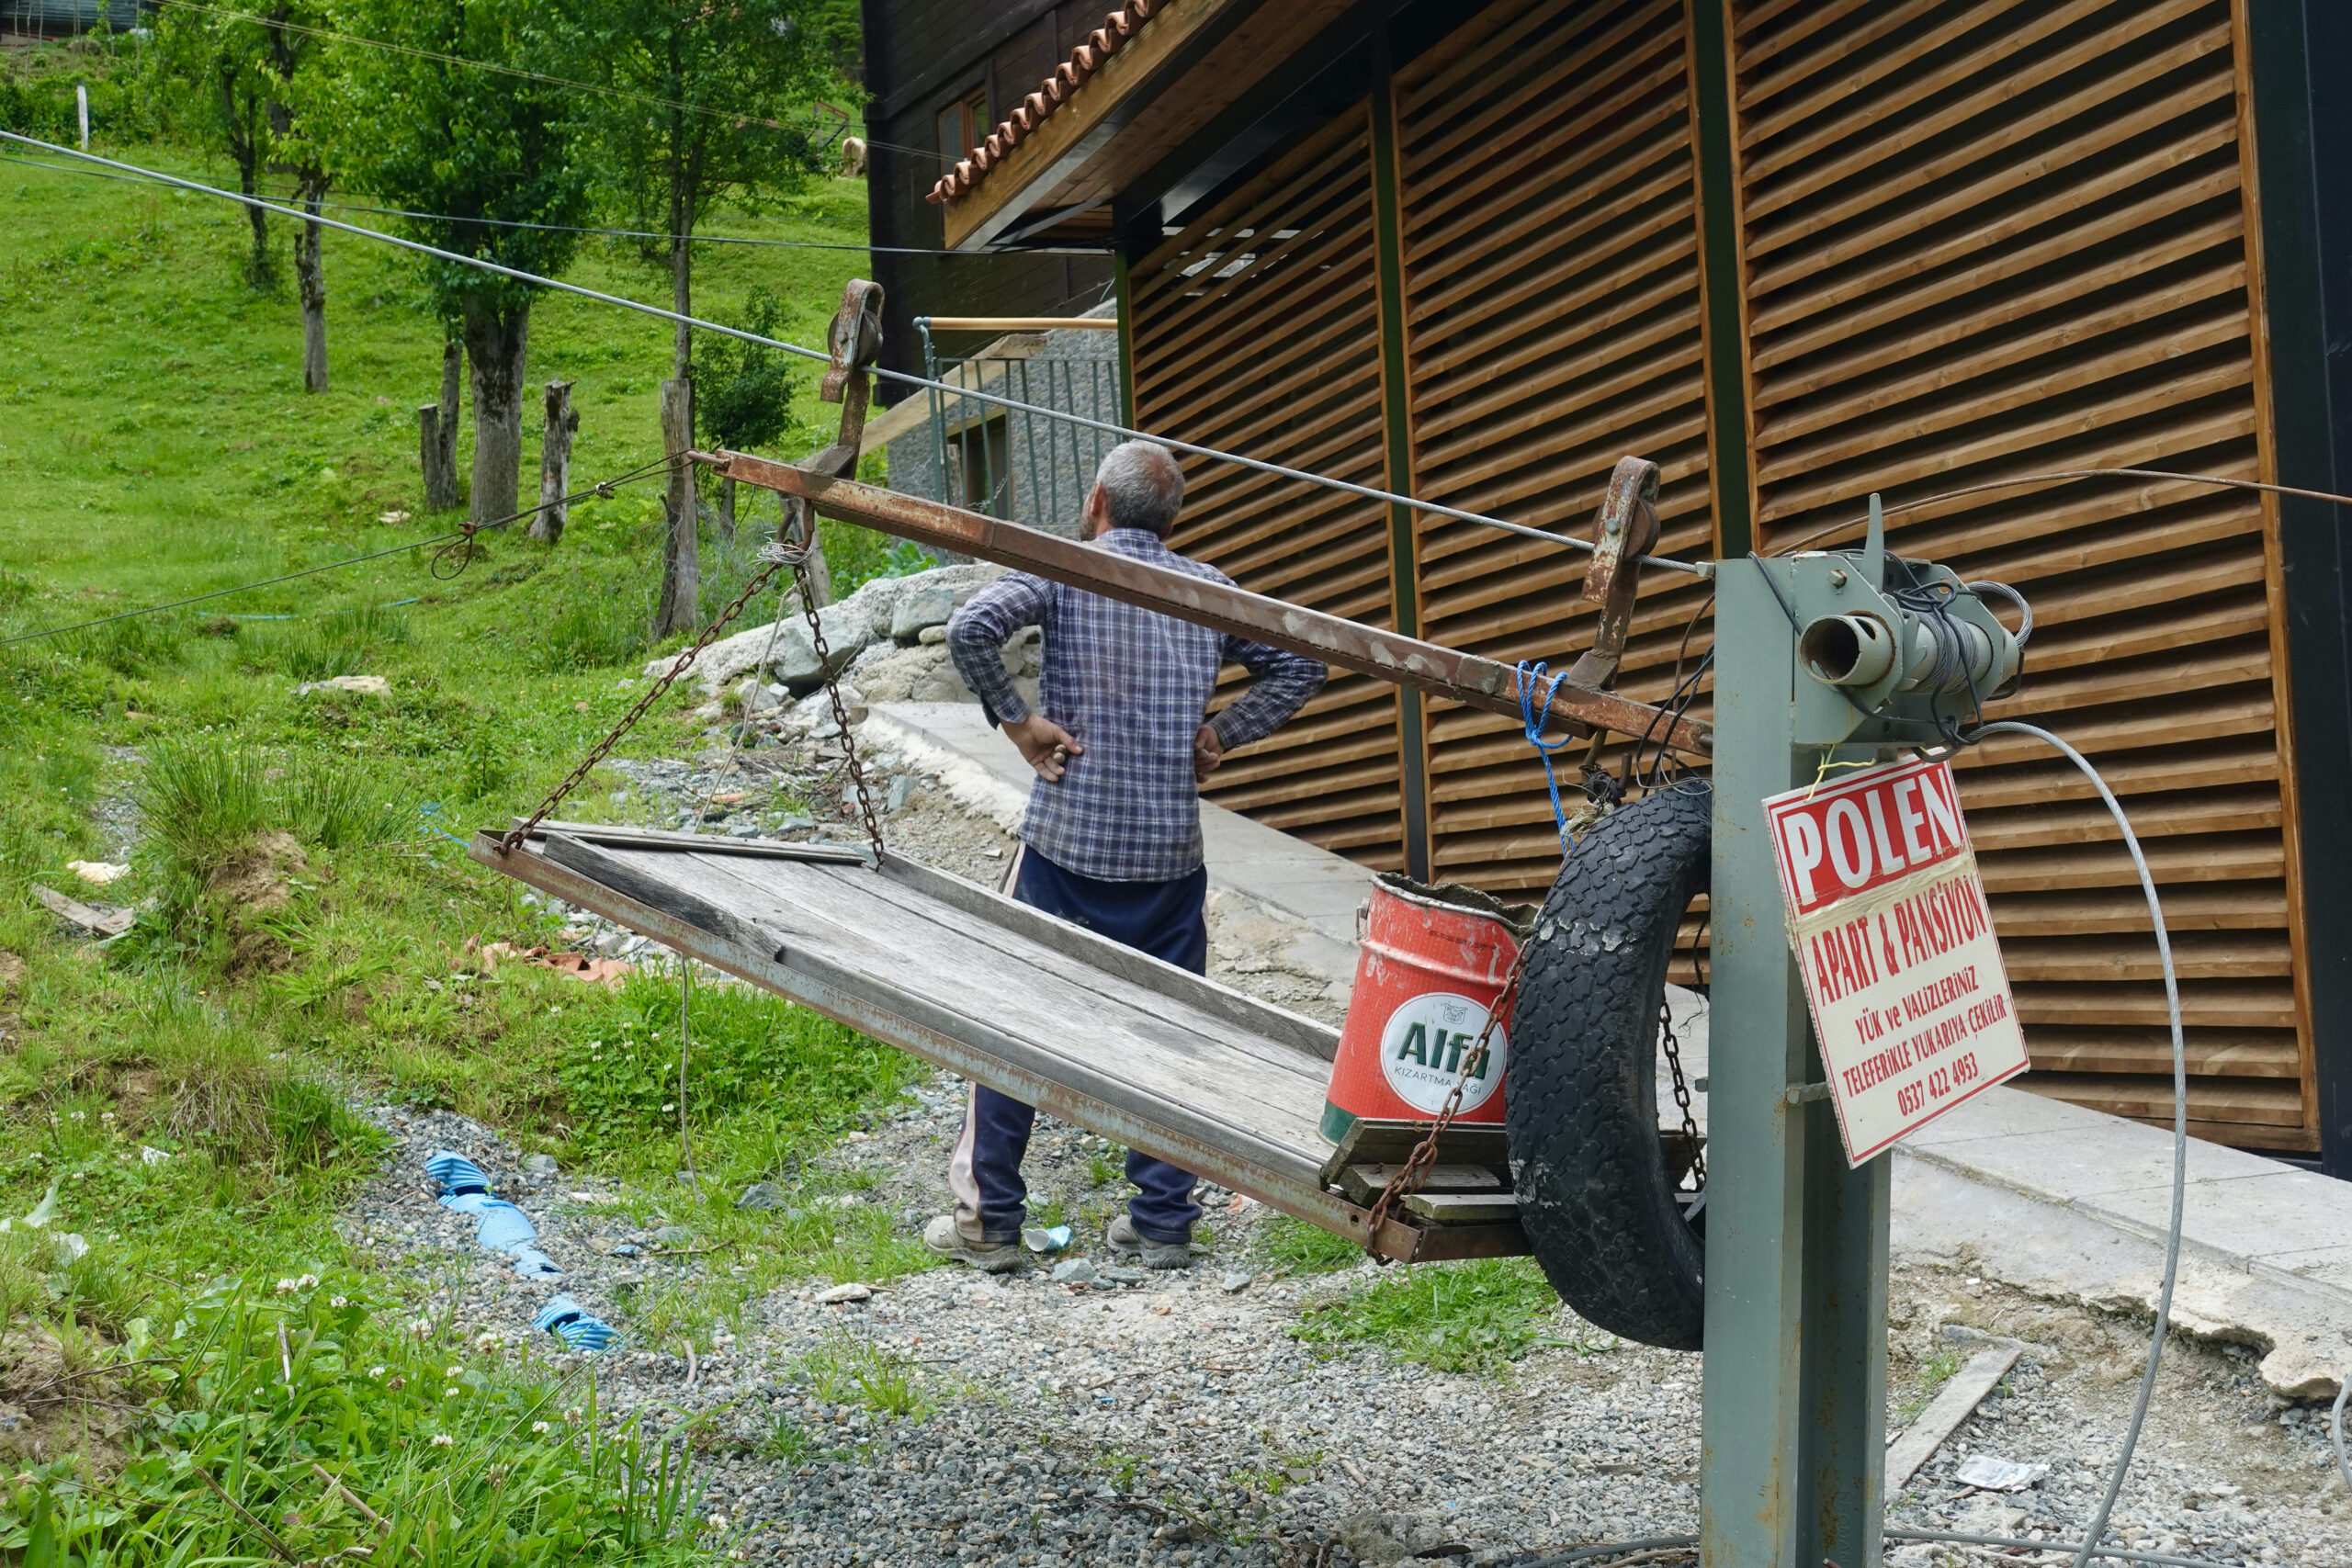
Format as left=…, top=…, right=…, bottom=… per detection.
left=334, top=0, right=590, bottom=528
left=153, top=2, right=335, bottom=386
left=696, top=285, right=799, bottom=536
left=155, top=3, right=284, bottom=289
left=559, top=0, right=846, bottom=632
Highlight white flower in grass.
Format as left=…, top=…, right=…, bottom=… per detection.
left=563, top=1406, right=583, bottom=1424
left=368, top=1366, right=386, bottom=1379
left=531, top=1420, right=550, bottom=1435
left=275, top=1278, right=298, bottom=1294
left=411, top=1319, right=432, bottom=1339
left=706, top=1513, right=729, bottom=1530
left=298, top=1273, right=320, bottom=1290
left=444, top=1386, right=462, bottom=1399
left=446, top=1365, right=464, bottom=1379
left=329, top=1296, right=348, bottom=1309
left=430, top=1433, right=454, bottom=1448
left=475, top=1332, right=498, bottom=1351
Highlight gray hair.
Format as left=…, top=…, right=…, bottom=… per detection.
left=1092, top=441, right=1185, bottom=535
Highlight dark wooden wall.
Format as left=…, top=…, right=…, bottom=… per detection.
left=1130, top=0, right=2333, bottom=1157
left=860, top=0, right=1116, bottom=399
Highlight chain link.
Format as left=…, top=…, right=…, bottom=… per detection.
left=1363, top=941, right=1530, bottom=1256
left=497, top=555, right=790, bottom=856
left=792, top=539, right=887, bottom=865
left=1659, top=998, right=1705, bottom=1190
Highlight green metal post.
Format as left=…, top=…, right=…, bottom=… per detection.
left=1702, top=555, right=1887, bottom=1568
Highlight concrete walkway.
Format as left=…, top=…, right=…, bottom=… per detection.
left=868, top=701, right=2352, bottom=1399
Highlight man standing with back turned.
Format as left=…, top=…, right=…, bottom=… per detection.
left=925, top=440, right=1327, bottom=1272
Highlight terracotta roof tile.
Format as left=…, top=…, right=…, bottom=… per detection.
left=926, top=0, right=1162, bottom=207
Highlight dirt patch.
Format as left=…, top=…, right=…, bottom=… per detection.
left=0, top=1324, right=133, bottom=1474
left=0, top=952, right=24, bottom=996
left=207, top=830, right=307, bottom=913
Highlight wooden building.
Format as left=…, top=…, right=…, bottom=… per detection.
left=862, top=0, right=2352, bottom=1173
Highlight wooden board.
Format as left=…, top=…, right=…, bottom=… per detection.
left=477, top=832, right=1529, bottom=1263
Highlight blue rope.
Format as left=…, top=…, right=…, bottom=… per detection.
left=1517, top=660, right=1581, bottom=851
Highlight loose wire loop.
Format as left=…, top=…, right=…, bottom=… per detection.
left=430, top=455, right=676, bottom=581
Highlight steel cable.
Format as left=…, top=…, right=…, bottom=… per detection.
left=1956, top=725, right=2184, bottom=1568
left=0, top=152, right=1105, bottom=254
left=0, top=133, right=1702, bottom=577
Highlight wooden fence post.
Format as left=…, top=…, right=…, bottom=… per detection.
left=530, top=380, right=579, bottom=543
left=653, top=378, right=698, bottom=637
left=419, top=341, right=464, bottom=511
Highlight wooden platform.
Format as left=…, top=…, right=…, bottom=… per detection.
left=470, top=824, right=1527, bottom=1263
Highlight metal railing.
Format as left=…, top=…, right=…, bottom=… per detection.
left=915, top=319, right=1123, bottom=536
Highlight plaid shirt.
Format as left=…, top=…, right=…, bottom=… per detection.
left=945, top=529, right=1327, bottom=881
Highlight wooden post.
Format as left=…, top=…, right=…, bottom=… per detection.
left=419, top=341, right=463, bottom=512
left=717, top=475, right=737, bottom=543
left=654, top=378, right=698, bottom=637
left=530, top=380, right=579, bottom=543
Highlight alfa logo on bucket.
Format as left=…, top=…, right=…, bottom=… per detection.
left=1378, top=992, right=1507, bottom=1115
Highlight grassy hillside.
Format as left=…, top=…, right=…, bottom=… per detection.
left=0, top=139, right=927, bottom=1562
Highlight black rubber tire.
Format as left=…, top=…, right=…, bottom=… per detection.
left=1506, top=782, right=1710, bottom=1351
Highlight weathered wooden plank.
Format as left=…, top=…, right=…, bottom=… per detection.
left=1402, top=1191, right=1524, bottom=1224
left=1317, top=1118, right=1512, bottom=1186
left=1338, top=1163, right=1505, bottom=1205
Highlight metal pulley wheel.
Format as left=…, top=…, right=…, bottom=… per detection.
left=1507, top=783, right=1711, bottom=1351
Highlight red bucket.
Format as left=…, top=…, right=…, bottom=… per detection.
left=1322, top=876, right=1533, bottom=1145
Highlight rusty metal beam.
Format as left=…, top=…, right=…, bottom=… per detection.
left=699, top=449, right=1712, bottom=756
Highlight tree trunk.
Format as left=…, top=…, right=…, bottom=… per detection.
left=436, top=337, right=463, bottom=489
left=461, top=296, right=531, bottom=527
left=671, top=220, right=692, bottom=384
left=418, top=403, right=450, bottom=511
left=654, top=378, right=698, bottom=637
left=293, top=193, right=327, bottom=393
left=530, top=380, right=579, bottom=544
left=221, top=73, right=271, bottom=290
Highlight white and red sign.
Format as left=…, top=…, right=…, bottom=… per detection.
left=1765, top=757, right=2028, bottom=1165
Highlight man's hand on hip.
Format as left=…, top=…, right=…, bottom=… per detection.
left=1193, top=724, right=1225, bottom=783
left=1006, top=713, right=1083, bottom=782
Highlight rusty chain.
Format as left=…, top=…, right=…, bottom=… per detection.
left=1363, top=940, right=1530, bottom=1257
left=786, top=512, right=886, bottom=864
left=497, top=552, right=792, bottom=856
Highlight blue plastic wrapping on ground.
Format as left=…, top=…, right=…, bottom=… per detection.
left=534, top=1293, right=617, bottom=1353
left=426, top=1150, right=561, bottom=1279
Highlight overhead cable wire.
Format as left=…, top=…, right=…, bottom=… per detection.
left=150, top=0, right=849, bottom=138
left=1, top=151, right=1110, bottom=255
left=1774, top=468, right=2352, bottom=557
left=1, top=133, right=1702, bottom=577
left=0, top=456, right=672, bottom=648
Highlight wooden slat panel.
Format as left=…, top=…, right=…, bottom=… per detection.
left=1734, top=0, right=2309, bottom=1149
left=1129, top=107, right=1400, bottom=872
left=1396, top=0, right=1710, bottom=907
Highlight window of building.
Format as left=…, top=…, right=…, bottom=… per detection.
left=935, top=87, right=988, bottom=166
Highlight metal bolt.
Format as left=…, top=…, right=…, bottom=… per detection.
left=1829, top=569, right=1848, bottom=588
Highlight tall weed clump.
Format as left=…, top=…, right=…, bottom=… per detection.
left=0, top=1274, right=703, bottom=1564
left=251, top=604, right=410, bottom=682
left=140, top=741, right=411, bottom=889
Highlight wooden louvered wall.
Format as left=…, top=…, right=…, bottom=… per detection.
left=1727, top=0, right=2312, bottom=1150
left=1117, top=0, right=2317, bottom=1152
left=1129, top=108, right=1408, bottom=873
left=1394, top=0, right=1717, bottom=897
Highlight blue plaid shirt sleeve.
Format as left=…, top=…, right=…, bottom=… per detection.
left=945, top=573, right=1053, bottom=728
left=1211, top=632, right=1327, bottom=750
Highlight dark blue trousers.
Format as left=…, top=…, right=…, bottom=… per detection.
left=947, top=845, right=1208, bottom=1246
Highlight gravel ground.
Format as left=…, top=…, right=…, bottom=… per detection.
left=348, top=565, right=2350, bottom=1566
left=344, top=1086, right=2350, bottom=1568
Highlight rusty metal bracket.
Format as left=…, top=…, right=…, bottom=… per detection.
left=807, top=278, right=883, bottom=481
left=1569, top=455, right=1662, bottom=688
left=694, top=448, right=1712, bottom=756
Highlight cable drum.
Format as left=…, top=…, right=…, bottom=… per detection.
left=1507, top=783, right=1712, bottom=1351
